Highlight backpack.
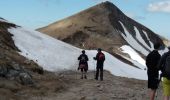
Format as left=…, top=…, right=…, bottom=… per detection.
left=80, top=55, right=86, bottom=63
left=164, top=53, right=170, bottom=79
left=146, top=50, right=160, bottom=69
left=99, top=53, right=105, bottom=61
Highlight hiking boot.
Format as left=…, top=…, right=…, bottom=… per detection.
left=81, top=76, right=83, bottom=79
left=84, top=76, right=87, bottom=79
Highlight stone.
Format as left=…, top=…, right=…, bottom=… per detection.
left=6, top=69, right=20, bottom=79
left=0, top=65, right=8, bottom=77
left=11, top=62, right=21, bottom=71
left=0, top=53, right=5, bottom=59
left=19, top=72, right=33, bottom=85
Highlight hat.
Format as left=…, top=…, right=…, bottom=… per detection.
left=97, top=48, right=102, bottom=51
left=82, top=50, right=85, bottom=54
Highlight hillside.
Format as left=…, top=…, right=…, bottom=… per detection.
left=0, top=2, right=167, bottom=99
left=8, top=23, right=147, bottom=80
left=0, top=17, right=165, bottom=99
left=0, top=20, right=43, bottom=80
left=0, top=18, right=149, bottom=100
left=37, top=1, right=165, bottom=59
left=1, top=17, right=149, bottom=78
left=0, top=18, right=50, bottom=100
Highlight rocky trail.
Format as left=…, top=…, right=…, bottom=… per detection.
left=28, top=70, right=163, bottom=100
left=0, top=70, right=163, bottom=100
left=53, top=71, right=146, bottom=100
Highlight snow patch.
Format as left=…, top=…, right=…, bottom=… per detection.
left=159, top=48, right=169, bottom=55
left=9, top=27, right=80, bottom=71
left=134, top=27, right=152, bottom=51
left=119, top=21, right=149, bottom=56
left=120, top=45, right=146, bottom=69
left=9, top=27, right=147, bottom=80
left=142, top=30, right=154, bottom=50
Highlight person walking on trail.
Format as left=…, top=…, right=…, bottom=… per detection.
left=146, top=43, right=161, bottom=100
left=93, top=48, right=105, bottom=81
left=78, top=50, right=89, bottom=79
left=158, top=46, right=170, bottom=100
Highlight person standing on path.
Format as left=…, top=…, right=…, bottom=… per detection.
left=78, top=50, right=89, bottom=79
left=93, top=48, right=105, bottom=81
left=146, top=43, right=161, bottom=100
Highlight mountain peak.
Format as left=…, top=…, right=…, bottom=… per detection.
left=38, top=1, right=165, bottom=56
left=100, top=1, right=114, bottom=5
left=96, top=1, right=124, bottom=17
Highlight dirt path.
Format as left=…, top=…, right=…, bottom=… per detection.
left=1, top=70, right=163, bottom=100
left=28, top=71, right=163, bottom=100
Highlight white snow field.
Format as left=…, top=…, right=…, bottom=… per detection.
left=8, top=27, right=147, bottom=80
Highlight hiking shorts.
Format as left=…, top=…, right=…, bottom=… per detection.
left=148, top=76, right=159, bottom=89
left=162, top=77, right=170, bottom=96
left=79, top=64, right=88, bottom=72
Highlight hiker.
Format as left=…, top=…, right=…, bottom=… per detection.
left=158, top=46, right=170, bottom=100
left=146, top=43, right=161, bottom=100
left=93, top=48, right=105, bottom=81
left=78, top=50, right=89, bottom=79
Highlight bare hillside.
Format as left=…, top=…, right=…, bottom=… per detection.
left=0, top=17, right=164, bottom=100
left=37, top=1, right=165, bottom=58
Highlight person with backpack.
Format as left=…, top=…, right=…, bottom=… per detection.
left=146, top=43, right=161, bottom=100
left=78, top=50, right=89, bottom=79
left=93, top=48, right=105, bottom=81
left=158, top=46, right=170, bottom=100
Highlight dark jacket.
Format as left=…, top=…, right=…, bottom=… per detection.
left=146, top=50, right=161, bottom=76
left=158, top=51, right=170, bottom=77
left=78, top=54, right=89, bottom=67
left=94, top=52, right=105, bottom=68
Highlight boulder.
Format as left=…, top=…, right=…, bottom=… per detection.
left=0, top=53, right=5, bottom=59
left=0, top=65, right=8, bottom=77
left=0, top=62, right=34, bottom=85
left=19, top=72, right=33, bottom=85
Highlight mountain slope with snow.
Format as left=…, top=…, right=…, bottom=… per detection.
left=2, top=2, right=167, bottom=81
left=37, top=1, right=165, bottom=60
left=9, top=27, right=147, bottom=80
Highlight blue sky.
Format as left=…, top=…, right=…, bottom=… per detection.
left=0, top=0, right=170, bottom=39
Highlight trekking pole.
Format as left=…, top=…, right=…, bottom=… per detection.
left=93, top=59, right=96, bottom=79
left=76, top=69, right=78, bottom=80
left=75, top=66, right=77, bottom=80
left=76, top=61, right=79, bottom=80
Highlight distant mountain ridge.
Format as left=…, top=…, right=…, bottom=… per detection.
left=37, top=1, right=165, bottom=60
